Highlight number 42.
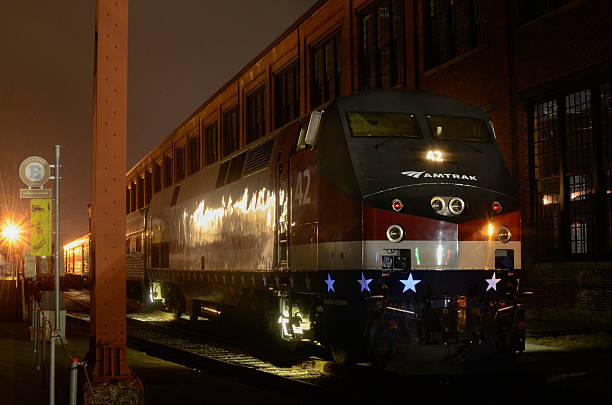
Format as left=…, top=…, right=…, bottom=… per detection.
left=294, top=169, right=311, bottom=206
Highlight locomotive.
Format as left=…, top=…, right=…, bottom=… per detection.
left=144, top=89, right=525, bottom=364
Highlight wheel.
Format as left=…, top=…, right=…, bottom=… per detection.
left=172, top=295, right=184, bottom=319
left=168, top=287, right=185, bottom=319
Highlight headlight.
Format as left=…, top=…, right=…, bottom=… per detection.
left=449, top=197, right=465, bottom=215
left=386, top=225, right=404, bottom=243
left=431, top=197, right=445, bottom=214
left=497, top=226, right=511, bottom=243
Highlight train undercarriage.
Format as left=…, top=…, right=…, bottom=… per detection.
left=147, top=269, right=526, bottom=367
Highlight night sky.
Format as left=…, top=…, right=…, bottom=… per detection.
left=0, top=0, right=317, bottom=245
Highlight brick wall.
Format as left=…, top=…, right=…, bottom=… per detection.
left=520, top=263, right=612, bottom=329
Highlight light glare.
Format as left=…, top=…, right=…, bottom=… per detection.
left=2, top=223, right=21, bottom=242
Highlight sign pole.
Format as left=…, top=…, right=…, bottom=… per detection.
left=49, top=144, right=61, bottom=405
left=53, top=145, right=61, bottom=337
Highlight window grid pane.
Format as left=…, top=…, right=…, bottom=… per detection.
left=358, top=0, right=404, bottom=90
left=531, top=77, right=612, bottom=260
left=274, top=63, right=300, bottom=129
left=222, top=107, right=239, bottom=157
left=246, top=87, right=266, bottom=144
left=175, top=146, right=185, bottom=181
left=204, top=123, right=218, bottom=166
left=424, top=0, right=488, bottom=70
left=565, top=89, right=594, bottom=254
left=533, top=99, right=561, bottom=255
left=188, top=136, right=200, bottom=175
left=602, top=82, right=612, bottom=252
left=310, top=33, right=342, bottom=109
left=163, top=153, right=172, bottom=188
left=153, top=163, right=161, bottom=193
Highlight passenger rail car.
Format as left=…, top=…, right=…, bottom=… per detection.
left=63, top=227, right=144, bottom=298
left=146, top=90, right=525, bottom=364
left=63, top=234, right=90, bottom=290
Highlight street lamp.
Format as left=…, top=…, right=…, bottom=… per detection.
left=2, top=222, right=22, bottom=278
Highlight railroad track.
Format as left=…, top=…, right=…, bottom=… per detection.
left=65, top=308, right=355, bottom=401
left=67, top=292, right=498, bottom=401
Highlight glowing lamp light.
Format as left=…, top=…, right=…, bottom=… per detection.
left=487, top=223, right=494, bottom=238
left=2, top=223, right=21, bottom=242
left=391, top=199, right=403, bottom=212
left=491, top=201, right=502, bottom=214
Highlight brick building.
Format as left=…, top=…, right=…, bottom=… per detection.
left=127, top=0, right=612, bottom=327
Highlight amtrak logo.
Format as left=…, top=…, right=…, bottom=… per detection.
left=401, top=170, right=478, bottom=181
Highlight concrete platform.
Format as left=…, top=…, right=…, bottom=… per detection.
left=0, top=320, right=303, bottom=405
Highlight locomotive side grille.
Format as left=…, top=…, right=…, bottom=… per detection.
left=226, top=152, right=247, bottom=184
left=244, top=140, right=274, bottom=175
left=170, top=185, right=181, bottom=207
left=215, top=161, right=230, bottom=188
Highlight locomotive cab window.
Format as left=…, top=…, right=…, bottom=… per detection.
left=427, top=115, right=491, bottom=142
left=347, top=112, right=420, bottom=138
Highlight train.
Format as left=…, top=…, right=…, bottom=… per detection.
left=63, top=231, right=143, bottom=299
left=65, top=89, right=526, bottom=364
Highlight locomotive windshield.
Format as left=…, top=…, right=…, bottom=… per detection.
left=347, top=112, right=421, bottom=138
left=427, top=115, right=491, bottom=142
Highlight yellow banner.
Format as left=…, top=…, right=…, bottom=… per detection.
left=30, top=199, right=52, bottom=256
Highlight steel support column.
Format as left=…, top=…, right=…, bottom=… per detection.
left=90, top=0, right=130, bottom=381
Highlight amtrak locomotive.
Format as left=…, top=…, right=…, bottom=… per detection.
left=141, top=89, right=524, bottom=364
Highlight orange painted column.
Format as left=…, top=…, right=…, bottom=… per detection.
left=90, top=0, right=130, bottom=380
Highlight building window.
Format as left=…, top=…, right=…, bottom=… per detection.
left=188, top=135, right=200, bottom=175
left=144, top=169, right=152, bottom=205
left=135, top=235, right=142, bottom=253
left=531, top=76, right=612, bottom=260
left=246, top=87, right=266, bottom=144
left=424, top=0, right=488, bottom=70
left=222, top=106, right=239, bottom=157
left=153, top=162, right=161, bottom=193
left=358, top=0, right=404, bottom=90
left=518, top=0, right=572, bottom=24
left=310, top=32, right=342, bottom=109
left=137, top=176, right=144, bottom=209
left=130, top=180, right=137, bottom=212
left=163, top=152, right=172, bottom=188
left=274, top=62, right=300, bottom=128
left=204, top=122, right=218, bottom=165
left=175, top=145, right=185, bottom=181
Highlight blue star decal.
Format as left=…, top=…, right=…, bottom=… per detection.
left=400, top=273, right=421, bottom=293
left=357, top=272, right=372, bottom=293
left=324, top=273, right=335, bottom=292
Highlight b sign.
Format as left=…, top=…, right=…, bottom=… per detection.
left=19, top=156, right=51, bottom=188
